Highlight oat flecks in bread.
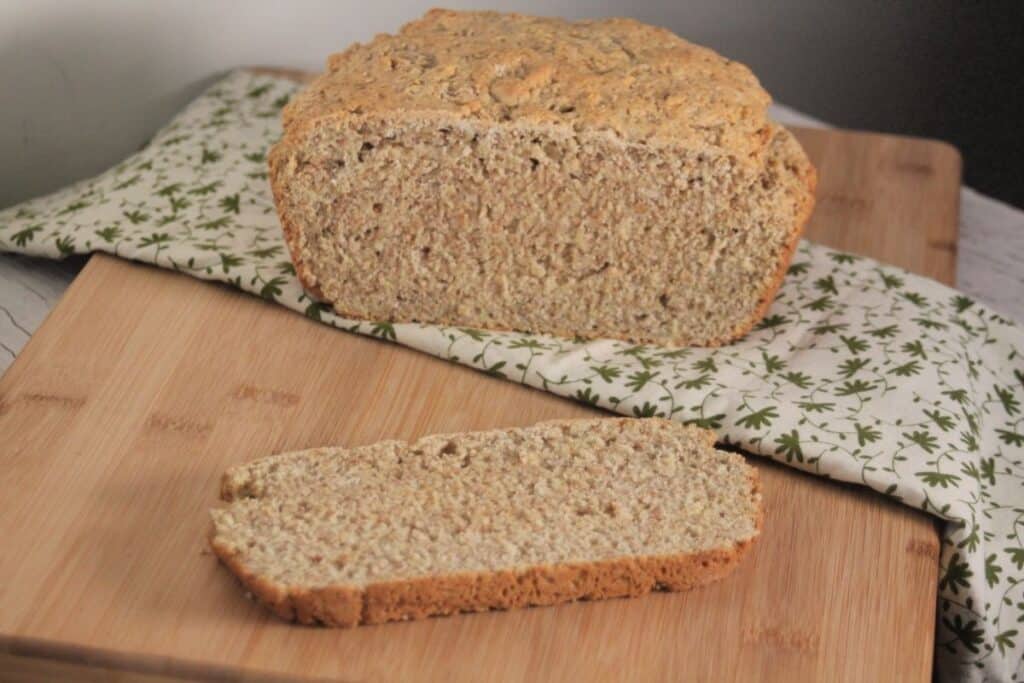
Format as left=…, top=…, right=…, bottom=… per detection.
left=209, top=418, right=763, bottom=626
left=269, top=9, right=817, bottom=347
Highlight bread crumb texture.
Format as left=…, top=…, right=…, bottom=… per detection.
left=210, top=418, right=762, bottom=626
left=270, top=9, right=816, bottom=346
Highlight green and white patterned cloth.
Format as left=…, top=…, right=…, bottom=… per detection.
left=1, top=71, right=1022, bottom=682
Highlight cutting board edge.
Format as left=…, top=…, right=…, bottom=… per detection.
left=0, top=633, right=303, bottom=683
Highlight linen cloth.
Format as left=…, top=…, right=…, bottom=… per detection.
left=1, top=71, right=1021, bottom=682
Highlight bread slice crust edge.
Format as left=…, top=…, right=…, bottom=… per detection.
left=209, top=499, right=761, bottom=627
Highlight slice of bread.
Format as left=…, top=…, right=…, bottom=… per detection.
left=209, top=418, right=762, bottom=626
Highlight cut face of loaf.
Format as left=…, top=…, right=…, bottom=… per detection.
left=269, top=9, right=817, bottom=346
left=209, top=418, right=762, bottom=627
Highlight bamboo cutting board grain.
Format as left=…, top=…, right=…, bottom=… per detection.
left=0, top=113, right=959, bottom=680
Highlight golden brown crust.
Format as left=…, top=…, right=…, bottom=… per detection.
left=268, top=140, right=324, bottom=299
left=716, top=134, right=818, bottom=347
left=281, top=9, right=771, bottom=161
left=210, top=535, right=757, bottom=627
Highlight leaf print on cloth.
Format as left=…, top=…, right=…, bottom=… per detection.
left=0, top=70, right=1022, bottom=683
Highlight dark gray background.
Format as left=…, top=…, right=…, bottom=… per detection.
left=3, top=0, right=1022, bottom=209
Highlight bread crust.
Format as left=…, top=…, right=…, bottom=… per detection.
left=281, top=9, right=773, bottom=160
left=210, top=511, right=760, bottom=627
left=720, top=140, right=818, bottom=346
left=268, top=140, right=324, bottom=299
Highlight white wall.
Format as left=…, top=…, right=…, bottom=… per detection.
left=1, top=0, right=947, bottom=209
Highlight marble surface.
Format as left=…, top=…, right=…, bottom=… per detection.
left=0, top=104, right=1020, bottom=374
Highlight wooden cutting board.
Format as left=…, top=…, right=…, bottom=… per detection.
left=0, top=109, right=960, bottom=681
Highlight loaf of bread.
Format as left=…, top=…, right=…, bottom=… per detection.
left=269, top=9, right=816, bottom=346
left=209, top=418, right=762, bottom=626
